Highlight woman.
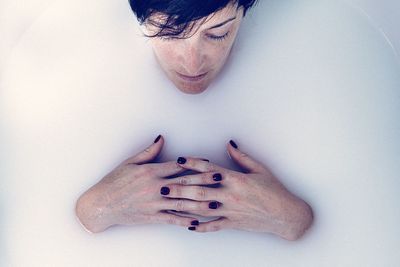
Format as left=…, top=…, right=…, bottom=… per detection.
left=75, top=0, right=313, bottom=241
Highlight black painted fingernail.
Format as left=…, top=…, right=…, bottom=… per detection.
left=230, top=140, right=238, bottom=149
left=154, top=134, right=161, bottom=143
left=177, top=157, right=187, bottom=164
left=209, top=201, right=220, bottom=209
left=213, top=173, right=222, bottom=182
left=188, top=226, right=196, bottom=231
left=191, top=220, right=199, bottom=226
left=160, top=187, right=170, bottom=195
left=201, top=159, right=210, bottom=162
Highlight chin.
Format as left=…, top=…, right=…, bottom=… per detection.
left=173, top=80, right=211, bottom=94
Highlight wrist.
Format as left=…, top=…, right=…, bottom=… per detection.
left=75, top=188, right=113, bottom=233
left=277, top=199, right=314, bottom=241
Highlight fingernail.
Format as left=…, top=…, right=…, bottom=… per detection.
left=209, top=201, right=220, bottom=209
left=177, top=157, right=187, bottom=164
left=201, top=159, right=210, bottom=162
left=160, top=187, right=170, bottom=195
left=230, top=140, right=238, bottom=149
left=154, top=134, right=161, bottom=143
left=191, top=220, right=199, bottom=226
left=188, top=226, right=196, bottom=231
left=213, top=173, right=222, bottom=182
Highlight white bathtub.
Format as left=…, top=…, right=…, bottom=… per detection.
left=1, top=0, right=399, bottom=266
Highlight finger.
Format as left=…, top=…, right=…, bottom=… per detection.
left=145, top=161, right=186, bottom=177
left=176, top=157, right=224, bottom=173
left=159, top=199, right=223, bottom=217
left=192, top=217, right=230, bottom=233
left=160, top=184, right=221, bottom=201
left=227, top=140, right=268, bottom=174
left=152, top=211, right=198, bottom=227
left=123, top=135, right=164, bottom=165
left=165, top=172, right=224, bottom=186
left=147, top=156, right=213, bottom=178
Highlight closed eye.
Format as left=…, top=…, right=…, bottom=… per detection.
left=206, top=31, right=230, bottom=41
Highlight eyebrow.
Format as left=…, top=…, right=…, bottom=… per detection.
left=206, top=16, right=237, bottom=30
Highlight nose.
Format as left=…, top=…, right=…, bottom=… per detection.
left=180, top=39, right=205, bottom=75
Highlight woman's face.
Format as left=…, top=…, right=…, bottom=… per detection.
left=147, top=4, right=244, bottom=94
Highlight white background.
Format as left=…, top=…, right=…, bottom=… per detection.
left=1, top=0, right=400, bottom=266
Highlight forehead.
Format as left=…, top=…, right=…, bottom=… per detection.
left=146, top=2, right=240, bottom=34
left=200, top=3, right=239, bottom=28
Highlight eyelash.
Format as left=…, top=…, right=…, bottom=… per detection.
left=159, top=31, right=230, bottom=42
left=207, top=31, right=230, bottom=41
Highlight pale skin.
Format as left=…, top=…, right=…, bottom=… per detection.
left=75, top=3, right=314, bottom=240
left=76, top=136, right=202, bottom=233
left=148, top=3, right=244, bottom=94
left=76, top=136, right=313, bottom=240
left=170, top=148, right=313, bottom=240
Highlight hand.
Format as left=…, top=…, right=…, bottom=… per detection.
left=161, top=140, right=314, bottom=240
left=75, top=135, right=214, bottom=233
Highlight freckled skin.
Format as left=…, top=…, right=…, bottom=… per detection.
left=148, top=4, right=244, bottom=94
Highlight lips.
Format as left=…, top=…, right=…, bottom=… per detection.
left=176, top=72, right=208, bottom=82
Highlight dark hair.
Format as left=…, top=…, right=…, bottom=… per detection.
left=128, top=0, right=258, bottom=38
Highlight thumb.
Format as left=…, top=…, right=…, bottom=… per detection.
left=227, top=140, right=268, bottom=174
left=123, top=134, right=164, bottom=165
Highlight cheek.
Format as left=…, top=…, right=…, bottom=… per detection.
left=153, top=43, right=177, bottom=64
left=209, top=43, right=232, bottom=66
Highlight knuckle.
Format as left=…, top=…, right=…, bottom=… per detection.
left=175, top=200, right=185, bottom=211
left=240, top=152, right=248, bottom=158
left=166, top=216, right=176, bottom=225
left=232, top=173, right=247, bottom=185
left=179, top=176, right=189, bottom=185
left=196, top=187, right=207, bottom=199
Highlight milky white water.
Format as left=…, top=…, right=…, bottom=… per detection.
left=1, top=0, right=399, bottom=266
